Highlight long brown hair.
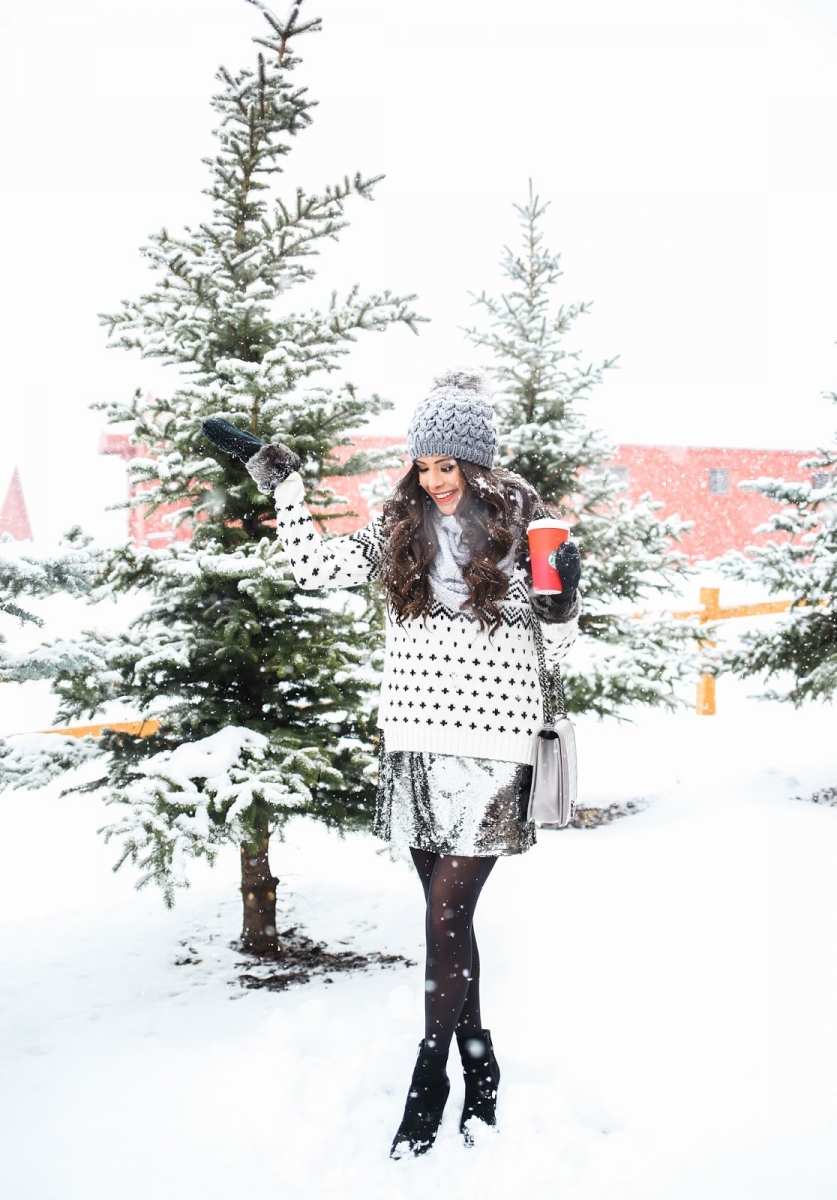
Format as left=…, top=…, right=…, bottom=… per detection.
left=379, top=461, right=544, bottom=633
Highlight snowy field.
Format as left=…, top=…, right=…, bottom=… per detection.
left=1, top=670, right=836, bottom=1200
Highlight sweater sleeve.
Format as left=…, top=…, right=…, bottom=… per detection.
left=538, top=592, right=582, bottom=666
left=272, top=472, right=383, bottom=590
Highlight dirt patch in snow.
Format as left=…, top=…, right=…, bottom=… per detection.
left=541, top=799, right=648, bottom=830
left=231, top=926, right=415, bottom=992
left=796, top=785, right=837, bottom=807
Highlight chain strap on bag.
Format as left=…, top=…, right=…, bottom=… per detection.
left=527, top=609, right=578, bottom=828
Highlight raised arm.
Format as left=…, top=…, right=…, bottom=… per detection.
left=271, top=472, right=383, bottom=590
left=197, top=427, right=383, bottom=590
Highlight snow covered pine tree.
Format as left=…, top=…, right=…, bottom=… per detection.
left=0, top=534, right=94, bottom=680
left=48, top=1, right=422, bottom=953
left=463, top=184, right=696, bottom=716
left=721, top=386, right=837, bottom=715
left=0, top=533, right=101, bottom=788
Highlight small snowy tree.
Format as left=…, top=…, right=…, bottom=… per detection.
left=47, top=0, right=422, bottom=954
left=720, top=394, right=837, bottom=707
left=464, top=185, right=697, bottom=716
left=0, top=534, right=101, bottom=785
left=0, top=532, right=93, bottom=677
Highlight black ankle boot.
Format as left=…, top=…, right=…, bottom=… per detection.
left=390, top=1040, right=451, bottom=1159
left=456, top=1028, right=500, bottom=1142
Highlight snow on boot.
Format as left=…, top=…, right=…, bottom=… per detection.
left=390, top=1041, right=451, bottom=1159
left=457, top=1028, right=500, bottom=1143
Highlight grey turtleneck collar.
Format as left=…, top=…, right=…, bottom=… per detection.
left=428, top=510, right=518, bottom=612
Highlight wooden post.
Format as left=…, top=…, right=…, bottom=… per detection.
left=696, top=671, right=716, bottom=715
left=699, top=587, right=720, bottom=622
left=697, top=587, right=720, bottom=715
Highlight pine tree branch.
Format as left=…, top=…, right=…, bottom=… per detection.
left=247, top=0, right=322, bottom=64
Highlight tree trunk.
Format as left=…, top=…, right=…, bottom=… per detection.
left=240, top=836, right=279, bottom=957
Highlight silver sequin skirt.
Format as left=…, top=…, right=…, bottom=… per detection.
left=373, top=737, right=536, bottom=857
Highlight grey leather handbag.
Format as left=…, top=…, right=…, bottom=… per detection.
left=527, top=612, right=577, bottom=828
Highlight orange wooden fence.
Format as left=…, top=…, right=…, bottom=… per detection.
left=45, top=719, right=160, bottom=739
left=672, top=586, right=797, bottom=715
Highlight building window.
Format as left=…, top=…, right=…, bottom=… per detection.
left=812, top=472, right=833, bottom=490
left=709, top=468, right=729, bottom=495
left=609, top=466, right=630, bottom=492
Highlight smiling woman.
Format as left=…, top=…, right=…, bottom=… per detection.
left=241, top=365, right=581, bottom=1158
left=414, top=456, right=465, bottom=512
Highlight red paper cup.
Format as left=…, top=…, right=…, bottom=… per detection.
left=527, top=519, right=572, bottom=593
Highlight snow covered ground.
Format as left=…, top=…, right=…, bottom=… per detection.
left=2, top=669, right=836, bottom=1199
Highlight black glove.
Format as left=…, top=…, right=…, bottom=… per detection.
left=202, top=418, right=301, bottom=494
left=550, top=540, right=580, bottom=595
left=202, top=417, right=265, bottom=462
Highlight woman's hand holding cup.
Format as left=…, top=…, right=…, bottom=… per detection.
left=526, top=518, right=577, bottom=594
left=548, top=540, right=580, bottom=595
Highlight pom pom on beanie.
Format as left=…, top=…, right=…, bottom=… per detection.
left=406, top=367, right=498, bottom=468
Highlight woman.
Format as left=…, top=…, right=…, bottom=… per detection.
left=245, top=368, right=581, bottom=1157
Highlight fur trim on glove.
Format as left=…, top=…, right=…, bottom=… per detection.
left=530, top=589, right=580, bottom=625
left=246, top=443, right=301, bottom=494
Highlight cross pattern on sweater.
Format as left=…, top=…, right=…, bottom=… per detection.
left=274, top=496, right=578, bottom=765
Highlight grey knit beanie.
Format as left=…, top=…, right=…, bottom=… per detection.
left=406, top=367, right=498, bottom=467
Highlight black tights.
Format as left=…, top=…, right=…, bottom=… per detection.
left=410, top=848, right=497, bottom=1057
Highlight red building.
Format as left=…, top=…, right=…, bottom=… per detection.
left=0, top=468, right=34, bottom=541
left=607, top=444, right=825, bottom=560
left=100, top=433, right=193, bottom=548
left=101, top=433, right=825, bottom=562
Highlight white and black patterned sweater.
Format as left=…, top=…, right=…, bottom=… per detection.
left=272, top=474, right=579, bottom=766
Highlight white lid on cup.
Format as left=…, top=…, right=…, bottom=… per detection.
left=526, top=518, right=572, bottom=531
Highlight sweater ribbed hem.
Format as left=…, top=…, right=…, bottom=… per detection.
left=379, top=722, right=536, bottom=766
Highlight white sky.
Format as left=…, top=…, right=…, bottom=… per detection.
left=2, top=0, right=837, bottom=542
